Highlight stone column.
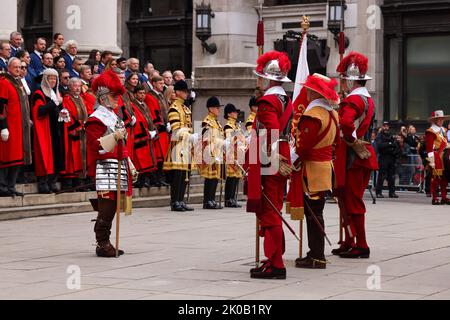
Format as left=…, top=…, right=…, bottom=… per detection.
left=53, top=0, right=122, bottom=55
left=0, top=0, right=18, bottom=41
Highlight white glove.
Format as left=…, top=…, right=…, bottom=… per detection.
left=246, top=136, right=252, bottom=146
left=149, top=130, right=157, bottom=139
left=189, top=132, right=200, bottom=144
left=290, top=147, right=299, bottom=164
left=190, top=91, right=196, bottom=100
left=114, top=128, right=127, bottom=141
left=58, top=108, right=71, bottom=123
left=130, top=115, right=137, bottom=126
left=1, top=128, right=9, bottom=142
left=166, top=122, right=171, bottom=132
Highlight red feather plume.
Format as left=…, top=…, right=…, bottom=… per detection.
left=91, top=70, right=125, bottom=96
left=256, top=51, right=291, bottom=74
left=336, top=51, right=369, bottom=75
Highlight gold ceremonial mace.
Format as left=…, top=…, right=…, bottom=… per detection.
left=115, top=140, right=123, bottom=258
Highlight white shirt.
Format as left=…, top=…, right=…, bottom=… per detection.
left=34, top=50, right=42, bottom=57
left=305, top=98, right=333, bottom=112
left=21, top=78, right=31, bottom=95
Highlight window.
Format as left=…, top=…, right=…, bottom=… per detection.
left=265, top=0, right=327, bottom=5
left=388, top=38, right=400, bottom=121
left=406, top=36, right=450, bottom=121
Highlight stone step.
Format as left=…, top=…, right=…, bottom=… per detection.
left=0, top=192, right=242, bottom=221
left=13, top=175, right=205, bottom=195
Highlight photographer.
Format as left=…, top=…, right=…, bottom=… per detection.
left=375, top=122, right=400, bottom=198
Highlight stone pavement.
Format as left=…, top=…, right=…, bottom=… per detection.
left=0, top=191, right=449, bottom=300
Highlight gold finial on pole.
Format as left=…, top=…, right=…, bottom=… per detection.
left=301, top=15, right=310, bottom=32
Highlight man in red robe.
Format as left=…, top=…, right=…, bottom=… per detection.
left=61, top=77, right=91, bottom=190
left=145, top=75, right=170, bottom=187
left=247, top=51, right=293, bottom=279
left=333, top=52, right=379, bottom=259
left=425, top=110, right=450, bottom=205
left=0, top=58, right=32, bottom=197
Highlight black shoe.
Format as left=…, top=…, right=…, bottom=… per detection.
left=212, top=200, right=223, bottom=209
left=376, top=193, right=384, bottom=198
left=250, top=266, right=286, bottom=279
left=180, top=201, right=194, bottom=211
left=389, top=193, right=399, bottom=198
left=250, top=260, right=270, bottom=274
left=225, top=200, right=236, bottom=208
left=295, top=256, right=326, bottom=269
left=0, top=190, right=13, bottom=197
left=432, top=199, right=441, bottom=205
left=441, top=199, right=450, bottom=205
left=160, top=180, right=170, bottom=187
left=339, top=247, right=370, bottom=259
left=11, top=191, right=24, bottom=197
left=203, top=201, right=219, bottom=209
left=232, top=199, right=242, bottom=208
left=171, top=201, right=186, bottom=212
left=331, top=244, right=354, bottom=256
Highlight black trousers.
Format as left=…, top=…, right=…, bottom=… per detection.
left=304, top=194, right=326, bottom=260
left=376, top=156, right=396, bottom=194
left=225, top=177, right=239, bottom=201
left=204, top=178, right=219, bottom=203
left=171, top=170, right=189, bottom=204
left=0, top=166, right=20, bottom=193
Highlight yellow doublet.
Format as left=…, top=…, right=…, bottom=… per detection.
left=301, top=105, right=339, bottom=193
left=163, top=98, right=194, bottom=171
left=224, top=118, right=244, bottom=178
left=198, top=113, right=225, bottom=179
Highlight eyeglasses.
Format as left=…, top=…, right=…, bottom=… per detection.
left=20, top=66, right=27, bottom=70
left=62, top=76, right=70, bottom=80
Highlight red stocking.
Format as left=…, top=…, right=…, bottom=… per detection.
left=352, top=214, right=368, bottom=249
left=263, top=225, right=285, bottom=269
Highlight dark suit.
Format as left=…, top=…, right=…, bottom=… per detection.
left=0, top=58, right=7, bottom=72
left=64, top=53, right=75, bottom=73
left=30, top=51, right=43, bottom=75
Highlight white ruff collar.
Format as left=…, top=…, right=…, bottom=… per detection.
left=90, top=105, right=118, bottom=130
left=348, top=87, right=371, bottom=98
left=265, top=86, right=287, bottom=97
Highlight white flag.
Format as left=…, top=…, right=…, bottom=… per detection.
left=293, top=33, right=310, bottom=102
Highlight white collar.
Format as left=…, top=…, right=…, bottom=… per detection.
left=305, top=98, right=333, bottom=112
left=264, top=86, right=286, bottom=97
left=431, top=124, right=444, bottom=134
left=34, top=50, right=42, bottom=57
left=90, top=105, right=118, bottom=130
left=21, top=78, right=31, bottom=95
left=348, top=87, right=371, bottom=98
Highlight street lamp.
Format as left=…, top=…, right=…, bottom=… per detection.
left=327, top=0, right=349, bottom=49
left=195, top=1, right=217, bottom=54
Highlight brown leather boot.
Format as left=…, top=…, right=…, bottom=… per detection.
left=94, top=198, right=125, bottom=257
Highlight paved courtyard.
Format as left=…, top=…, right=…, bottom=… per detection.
left=0, top=192, right=450, bottom=300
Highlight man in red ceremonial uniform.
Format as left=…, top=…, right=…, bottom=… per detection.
left=425, top=110, right=450, bottom=205
left=247, top=51, right=293, bottom=279
left=333, top=52, right=379, bottom=259
left=0, top=58, right=32, bottom=197
left=293, top=74, right=340, bottom=269
left=85, top=70, right=137, bottom=258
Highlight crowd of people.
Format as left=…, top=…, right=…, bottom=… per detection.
left=0, top=31, right=198, bottom=197
left=370, top=121, right=450, bottom=201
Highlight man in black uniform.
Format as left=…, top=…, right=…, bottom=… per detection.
left=375, top=122, right=400, bottom=198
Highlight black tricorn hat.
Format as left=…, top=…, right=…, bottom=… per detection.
left=206, top=96, right=223, bottom=108
left=174, top=80, right=189, bottom=92
left=224, top=103, right=241, bottom=119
